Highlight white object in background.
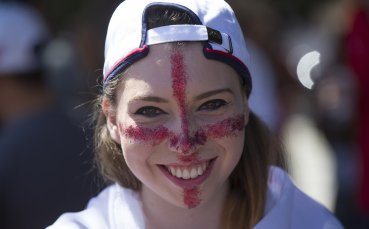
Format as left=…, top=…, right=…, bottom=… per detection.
left=296, top=51, right=321, bottom=89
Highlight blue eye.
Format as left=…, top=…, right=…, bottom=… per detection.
left=134, top=106, right=167, bottom=117
left=198, top=99, right=228, bottom=111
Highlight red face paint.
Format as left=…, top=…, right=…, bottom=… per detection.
left=119, top=114, right=244, bottom=145
left=171, top=50, right=202, bottom=208
left=171, top=115, right=244, bottom=161
left=119, top=124, right=170, bottom=145
left=117, top=50, right=246, bottom=210
left=170, top=50, right=193, bottom=154
left=169, top=130, right=207, bottom=153
left=203, top=114, right=245, bottom=138
left=184, top=187, right=201, bottom=209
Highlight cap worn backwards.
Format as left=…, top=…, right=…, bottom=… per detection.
left=0, top=2, right=49, bottom=75
left=103, top=0, right=252, bottom=92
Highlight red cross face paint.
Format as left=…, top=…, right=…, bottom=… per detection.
left=184, top=188, right=200, bottom=209
left=171, top=114, right=245, bottom=164
left=202, top=114, right=245, bottom=138
left=170, top=49, right=203, bottom=208
left=119, top=114, right=244, bottom=146
left=112, top=44, right=248, bottom=211
left=170, top=50, right=193, bottom=154
left=120, top=124, right=170, bottom=145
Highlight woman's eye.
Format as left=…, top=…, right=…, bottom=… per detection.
left=198, top=99, right=228, bottom=111
left=134, top=106, right=167, bottom=117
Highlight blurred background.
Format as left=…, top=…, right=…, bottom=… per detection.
left=0, top=0, right=368, bottom=228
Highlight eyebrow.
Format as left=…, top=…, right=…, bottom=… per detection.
left=194, top=88, right=234, bottom=101
left=133, top=95, right=169, bottom=103
left=131, top=88, right=233, bottom=103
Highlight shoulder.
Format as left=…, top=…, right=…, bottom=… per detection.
left=46, top=184, right=144, bottom=229
left=46, top=185, right=116, bottom=229
left=255, top=166, right=344, bottom=229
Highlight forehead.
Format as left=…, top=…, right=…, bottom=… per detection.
left=119, top=43, right=242, bottom=98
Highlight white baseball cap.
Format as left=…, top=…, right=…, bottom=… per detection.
left=103, top=0, right=252, bottom=91
left=0, top=3, right=49, bottom=75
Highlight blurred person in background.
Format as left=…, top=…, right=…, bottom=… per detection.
left=344, top=0, right=369, bottom=227
left=229, top=0, right=340, bottom=213
left=0, top=2, right=100, bottom=229
left=229, top=1, right=363, bottom=228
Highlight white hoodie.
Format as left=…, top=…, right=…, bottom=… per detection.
left=47, top=167, right=344, bottom=229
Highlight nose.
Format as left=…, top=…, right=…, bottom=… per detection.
left=168, top=131, right=207, bottom=154
left=167, top=115, right=207, bottom=154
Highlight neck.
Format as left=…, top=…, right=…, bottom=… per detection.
left=141, top=183, right=228, bottom=229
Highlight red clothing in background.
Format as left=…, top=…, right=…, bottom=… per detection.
left=345, top=8, right=369, bottom=213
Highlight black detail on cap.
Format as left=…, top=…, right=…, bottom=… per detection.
left=207, top=27, right=222, bottom=45
left=140, top=3, right=202, bottom=48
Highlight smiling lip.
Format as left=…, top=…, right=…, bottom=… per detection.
left=159, top=158, right=216, bottom=189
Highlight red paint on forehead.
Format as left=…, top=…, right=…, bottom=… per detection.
left=170, top=51, right=190, bottom=147
left=171, top=50, right=203, bottom=161
left=184, top=187, right=201, bottom=209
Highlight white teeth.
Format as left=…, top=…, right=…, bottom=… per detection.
left=197, top=165, right=203, bottom=175
left=166, top=161, right=209, bottom=180
left=170, top=167, right=176, bottom=175
left=176, top=168, right=182, bottom=178
left=182, top=169, right=190, bottom=179
left=190, top=168, right=197, bottom=178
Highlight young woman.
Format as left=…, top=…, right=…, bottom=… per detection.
left=48, top=0, right=343, bottom=228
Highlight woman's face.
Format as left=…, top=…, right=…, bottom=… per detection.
left=105, top=43, right=249, bottom=209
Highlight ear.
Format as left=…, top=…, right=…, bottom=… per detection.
left=102, top=97, right=121, bottom=144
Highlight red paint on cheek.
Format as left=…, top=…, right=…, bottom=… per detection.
left=184, top=187, right=200, bottom=209
left=119, top=124, right=170, bottom=144
left=179, top=116, right=244, bottom=208
left=204, top=114, right=245, bottom=138
left=173, top=115, right=244, bottom=161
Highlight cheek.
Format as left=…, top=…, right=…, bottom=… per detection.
left=215, top=129, right=245, bottom=170
left=120, top=139, right=154, bottom=180
left=203, top=114, right=245, bottom=139
left=117, top=124, right=158, bottom=170
left=229, top=131, right=245, bottom=160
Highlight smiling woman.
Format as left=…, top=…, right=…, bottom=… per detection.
left=47, top=0, right=344, bottom=229
left=105, top=42, right=248, bottom=220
